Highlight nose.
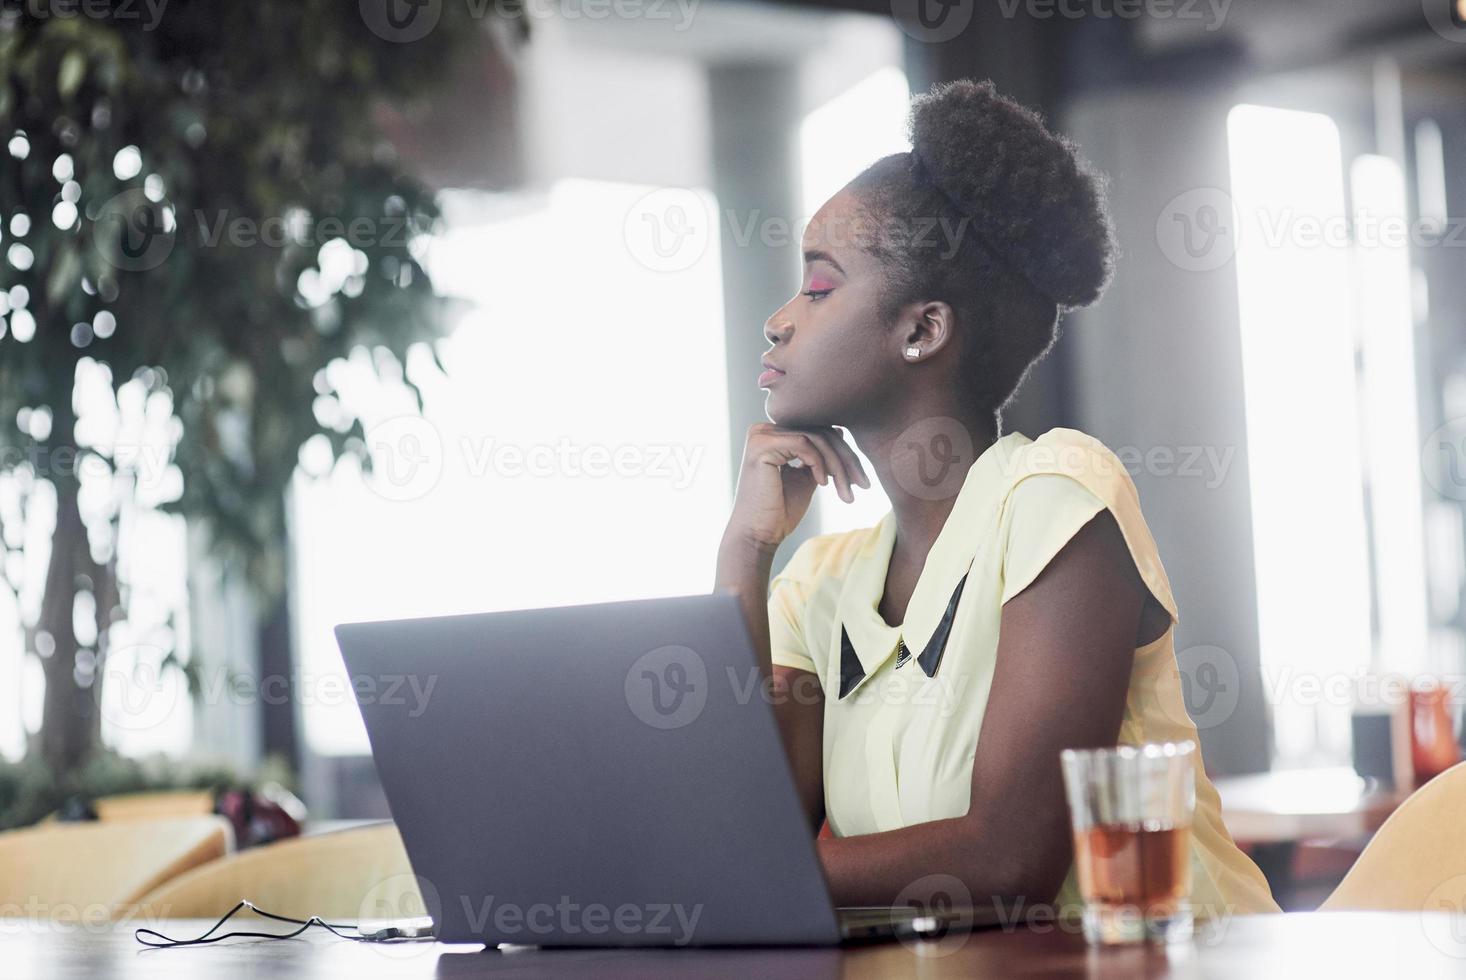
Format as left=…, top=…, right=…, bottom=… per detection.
left=764, top=308, right=793, bottom=347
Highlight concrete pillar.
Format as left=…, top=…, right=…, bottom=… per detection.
left=707, top=62, right=822, bottom=568
left=1063, top=86, right=1270, bottom=776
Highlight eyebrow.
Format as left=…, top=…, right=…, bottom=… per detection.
left=802, top=249, right=845, bottom=275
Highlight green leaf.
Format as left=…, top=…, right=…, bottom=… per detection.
left=58, top=49, right=87, bottom=101
left=46, top=246, right=82, bottom=307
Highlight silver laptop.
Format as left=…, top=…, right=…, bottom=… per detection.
left=335, top=592, right=965, bottom=947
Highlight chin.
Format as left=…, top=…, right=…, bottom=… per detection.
left=764, top=389, right=837, bottom=429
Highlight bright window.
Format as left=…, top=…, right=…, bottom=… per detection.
left=292, top=181, right=731, bottom=756
left=1228, top=106, right=1431, bottom=767
left=1, top=360, right=193, bottom=761
left=1350, top=154, right=1428, bottom=677
left=1227, top=105, right=1373, bottom=766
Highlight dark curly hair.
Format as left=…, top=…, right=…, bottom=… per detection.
left=847, top=79, right=1116, bottom=419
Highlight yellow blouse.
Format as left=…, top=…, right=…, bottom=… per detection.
left=767, top=427, right=1279, bottom=917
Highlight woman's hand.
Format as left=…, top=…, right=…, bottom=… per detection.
left=714, top=423, right=863, bottom=831
left=723, top=423, right=871, bottom=553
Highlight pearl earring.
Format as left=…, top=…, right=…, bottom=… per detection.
left=905, top=346, right=921, bottom=359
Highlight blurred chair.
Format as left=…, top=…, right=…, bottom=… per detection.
left=93, top=789, right=215, bottom=822
left=129, top=820, right=422, bottom=922
left=0, top=816, right=234, bottom=916
left=1321, top=760, right=1466, bottom=911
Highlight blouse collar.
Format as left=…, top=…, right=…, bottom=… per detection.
left=833, top=431, right=1030, bottom=698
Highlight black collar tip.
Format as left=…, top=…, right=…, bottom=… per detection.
left=837, top=573, right=967, bottom=697
left=914, top=572, right=968, bottom=680
left=838, top=626, right=866, bottom=700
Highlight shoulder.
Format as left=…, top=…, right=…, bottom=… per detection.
left=770, top=524, right=881, bottom=589
left=1000, top=427, right=1139, bottom=512
left=766, top=525, right=881, bottom=679
left=996, top=428, right=1179, bottom=620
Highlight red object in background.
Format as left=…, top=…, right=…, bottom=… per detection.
left=215, top=783, right=306, bottom=849
left=1409, top=681, right=1461, bottom=787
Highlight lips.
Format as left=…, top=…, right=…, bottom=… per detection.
left=758, top=358, right=785, bottom=389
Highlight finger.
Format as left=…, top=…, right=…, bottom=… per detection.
left=823, top=427, right=871, bottom=489
left=757, top=435, right=828, bottom=486
left=800, top=431, right=854, bottom=504
left=782, top=443, right=829, bottom=486
left=802, top=431, right=857, bottom=503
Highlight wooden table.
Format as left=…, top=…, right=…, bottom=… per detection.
left=1213, top=766, right=1410, bottom=899
left=1214, top=767, right=1408, bottom=846
left=8, top=912, right=1466, bottom=978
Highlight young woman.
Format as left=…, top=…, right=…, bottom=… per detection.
left=714, top=79, right=1278, bottom=917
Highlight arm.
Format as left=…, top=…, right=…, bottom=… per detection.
left=815, top=508, right=1146, bottom=907
left=714, top=536, right=826, bottom=829
left=715, top=423, right=867, bottom=831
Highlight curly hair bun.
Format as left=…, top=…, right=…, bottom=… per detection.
left=909, top=79, right=1115, bottom=310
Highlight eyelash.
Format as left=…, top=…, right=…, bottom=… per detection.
left=802, top=289, right=832, bottom=301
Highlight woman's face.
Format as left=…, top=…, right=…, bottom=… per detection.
left=759, top=188, right=902, bottom=429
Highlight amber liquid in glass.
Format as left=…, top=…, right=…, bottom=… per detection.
left=1073, top=822, right=1191, bottom=917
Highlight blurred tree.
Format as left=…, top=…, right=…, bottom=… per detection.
left=0, top=1, right=512, bottom=771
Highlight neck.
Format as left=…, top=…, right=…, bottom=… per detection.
left=848, top=403, right=998, bottom=555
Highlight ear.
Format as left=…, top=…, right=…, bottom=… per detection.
left=897, top=300, right=956, bottom=362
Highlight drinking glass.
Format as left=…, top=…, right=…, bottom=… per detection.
left=1059, top=741, right=1196, bottom=945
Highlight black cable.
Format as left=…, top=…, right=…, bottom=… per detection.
left=135, top=899, right=432, bottom=947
